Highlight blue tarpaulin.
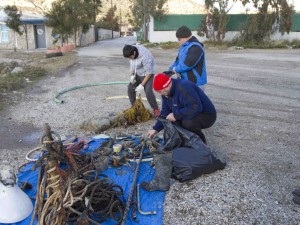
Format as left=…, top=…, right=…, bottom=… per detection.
left=2, top=138, right=164, bottom=225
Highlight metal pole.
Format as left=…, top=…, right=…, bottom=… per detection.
left=121, top=141, right=145, bottom=225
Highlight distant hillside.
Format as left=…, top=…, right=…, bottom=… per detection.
left=165, top=0, right=206, bottom=14
left=0, top=0, right=52, bottom=15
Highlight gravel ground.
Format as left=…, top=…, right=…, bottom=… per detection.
left=0, top=37, right=299, bottom=224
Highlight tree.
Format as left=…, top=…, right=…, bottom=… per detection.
left=240, top=0, right=294, bottom=43
left=4, top=5, right=23, bottom=51
left=96, top=5, right=119, bottom=33
left=129, top=0, right=167, bottom=41
left=87, top=0, right=102, bottom=24
left=45, top=0, right=72, bottom=45
left=199, top=0, right=235, bottom=42
left=4, top=5, right=23, bottom=35
left=45, top=0, right=100, bottom=46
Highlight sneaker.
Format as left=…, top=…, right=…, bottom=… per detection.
left=153, top=108, right=160, bottom=117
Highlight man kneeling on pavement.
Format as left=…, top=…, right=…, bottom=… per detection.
left=141, top=73, right=221, bottom=192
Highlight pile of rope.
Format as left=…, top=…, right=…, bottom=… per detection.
left=30, top=123, right=125, bottom=225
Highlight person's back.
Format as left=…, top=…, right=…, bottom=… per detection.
left=129, top=45, right=155, bottom=76
left=161, top=78, right=215, bottom=120
left=150, top=73, right=216, bottom=144
left=169, top=25, right=207, bottom=91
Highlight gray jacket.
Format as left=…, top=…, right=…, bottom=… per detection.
left=130, top=45, right=155, bottom=76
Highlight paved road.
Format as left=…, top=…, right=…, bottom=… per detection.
left=0, top=37, right=300, bottom=224
left=78, top=36, right=137, bottom=57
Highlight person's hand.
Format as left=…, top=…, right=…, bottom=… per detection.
left=166, top=113, right=176, bottom=122
left=130, top=75, right=136, bottom=84
left=147, top=129, right=157, bottom=139
left=135, top=84, right=144, bottom=93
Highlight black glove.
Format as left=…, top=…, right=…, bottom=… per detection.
left=162, top=71, right=175, bottom=77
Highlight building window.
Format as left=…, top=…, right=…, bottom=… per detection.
left=0, top=24, right=9, bottom=43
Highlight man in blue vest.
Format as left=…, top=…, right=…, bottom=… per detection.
left=168, top=25, right=207, bottom=91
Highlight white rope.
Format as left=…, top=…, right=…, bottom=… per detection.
left=25, top=146, right=43, bottom=161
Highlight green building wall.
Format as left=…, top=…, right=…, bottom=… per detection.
left=153, top=14, right=300, bottom=32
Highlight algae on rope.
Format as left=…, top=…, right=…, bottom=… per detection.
left=78, top=97, right=152, bottom=133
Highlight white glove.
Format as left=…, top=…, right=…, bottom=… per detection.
left=130, top=75, right=136, bottom=84
left=135, top=84, right=144, bottom=93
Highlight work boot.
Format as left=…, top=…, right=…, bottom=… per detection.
left=292, top=188, right=300, bottom=196
left=140, top=152, right=172, bottom=192
left=293, top=195, right=300, bottom=205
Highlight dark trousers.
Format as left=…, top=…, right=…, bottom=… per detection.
left=128, top=74, right=158, bottom=110
left=180, top=112, right=217, bottom=143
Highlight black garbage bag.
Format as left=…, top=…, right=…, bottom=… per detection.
left=156, top=118, right=182, bottom=153
left=157, top=117, right=226, bottom=182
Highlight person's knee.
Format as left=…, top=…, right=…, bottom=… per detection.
left=200, top=113, right=216, bottom=129
left=182, top=121, right=200, bottom=134
left=182, top=120, right=194, bottom=129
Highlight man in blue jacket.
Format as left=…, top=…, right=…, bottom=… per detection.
left=147, top=73, right=216, bottom=144
left=141, top=73, right=217, bottom=192
left=169, top=25, right=207, bottom=91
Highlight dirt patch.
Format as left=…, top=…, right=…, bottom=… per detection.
left=2, top=50, right=78, bottom=75
left=0, top=50, right=78, bottom=106
left=0, top=49, right=78, bottom=163
left=0, top=116, right=41, bottom=149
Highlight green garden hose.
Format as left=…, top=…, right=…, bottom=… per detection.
left=54, top=81, right=128, bottom=103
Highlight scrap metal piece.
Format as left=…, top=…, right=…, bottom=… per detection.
left=137, top=184, right=156, bottom=215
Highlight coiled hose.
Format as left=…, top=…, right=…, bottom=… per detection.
left=54, top=81, right=128, bottom=103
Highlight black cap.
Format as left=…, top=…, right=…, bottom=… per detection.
left=176, top=25, right=192, bottom=38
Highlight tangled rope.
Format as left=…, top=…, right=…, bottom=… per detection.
left=31, top=123, right=125, bottom=225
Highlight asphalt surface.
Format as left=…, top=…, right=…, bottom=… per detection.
left=0, top=36, right=299, bottom=224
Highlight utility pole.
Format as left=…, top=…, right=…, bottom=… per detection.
left=119, top=8, right=121, bottom=32
left=143, top=0, right=148, bottom=42
left=111, top=0, right=113, bottom=39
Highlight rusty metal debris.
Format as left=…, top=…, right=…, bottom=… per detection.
left=25, top=123, right=162, bottom=224
left=30, top=124, right=125, bottom=225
